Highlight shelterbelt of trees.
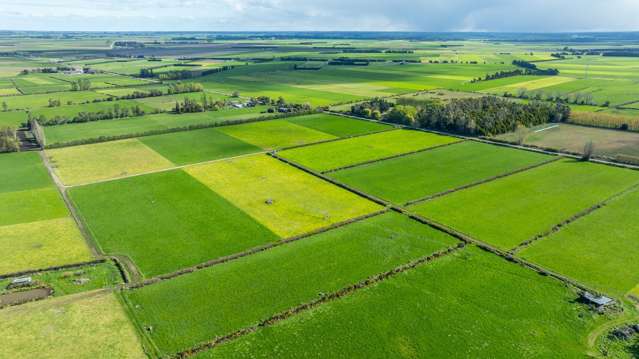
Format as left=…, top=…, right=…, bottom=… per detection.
left=351, top=97, right=570, bottom=136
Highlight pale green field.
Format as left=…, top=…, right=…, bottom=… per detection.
left=278, top=129, right=460, bottom=172
left=47, top=139, right=174, bottom=186
left=217, top=120, right=337, bottom=150
left=0, top=217, right=92, bottom=274
left=0, top=291, right=146, bottom=359
left=185, top=154, right=382, bottom=237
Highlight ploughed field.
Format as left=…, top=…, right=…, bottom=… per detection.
left=3, top=43, right=639, bottom=359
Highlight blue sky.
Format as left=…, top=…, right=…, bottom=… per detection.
left=1, top=0, right=637, bottom=32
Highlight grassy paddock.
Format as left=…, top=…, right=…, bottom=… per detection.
left=0, top=217, right=92, bottom=275
left=331, top=141, right=552, bottom=204
left=411, top=159, right=639, bottom=250
left=139, top=127, right=261, bottom=165
left=0, top=291, right=146, bottom=359
left=278, top=129, right=460, bottom=172
left=69, top=169, right=278, bottom=277
left=217, top=119, right=337, bottom=150
left=43, top=106, right=268, bottom=145
left=285, top=113, right=392, bottom=137
left=200, top=247, right=604, bottom=358
left=520, top=188, right=639, bottom=297
left=124, top=212, right=458, bottom=355
left=185, top=154, right=381, bottom=238
left=47, top=138, right=175, bottom=186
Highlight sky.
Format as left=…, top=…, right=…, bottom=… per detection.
left=1, top=0, right=638, bottom=32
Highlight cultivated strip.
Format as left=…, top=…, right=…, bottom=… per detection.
left=171, top=242, right=467, bottom=358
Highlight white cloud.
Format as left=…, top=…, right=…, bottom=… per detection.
left=0, top=0, right=637, bottom=31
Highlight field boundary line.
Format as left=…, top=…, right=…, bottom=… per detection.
left=0, top=259, right=107, bottom=280
left=38, top=150, right=103, bottom=259
left=276, top=127, right=396, bottom=152
left=124, top=208, right=390, bottom=289
left=320, top=140, right=464, bottom=175
left=398, top=208, right=606, bottom=296
left=326, top=111, right=639, bottom=171
left=268, top=152, right=391, bottom=207
left=509, top=181, right=639, bottom=254
left=404, top=156, right=562, bottom=206
left=45, top=110, right=318, bottom=149
left=66, top=150, right=268, bottom=188
left=171, top=242, right=467, bottom=358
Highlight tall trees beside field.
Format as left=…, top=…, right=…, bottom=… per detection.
left=70, top=79, right=91, bottom=91
left=0, top=127, right=19, bottom=152
left=354, top=96, right=570, bottom=137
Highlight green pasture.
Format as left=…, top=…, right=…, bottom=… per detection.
left=217, top=119, right=336, bottom=150
left=13, top=74, right=71, bottom=94
left=411, top=159, right=639, bottom=249
left=520, top=187, right=639, bottom=297
left=32, top=99, right=156, bottom=120
left=133, top=92, right=226, bottom=111
left=285, top=113, right=391, bottom=137
left=0, top=90, right=107, bottom=110
left=0, top=151, right=52, bottom=193
left=139, top=127, right=261, bottom=165
left=279, top=129, right=460, bottom=172
left=124, top=212, right=458, bottom=355
left=0, top=110, right=28, bottom=127
left=331, top=141, right=552, bottom=204
left=0, top=217, right=91, bottom=275
left=0, top=187, right=68, bottom=227
left=43, top=106, right=268, bottom=145
left=0, top=292, right=146, bottom=359
left=185, top=154, right=381, bottom=238
left=46, top=139, right=174, bottom=186
left=69, top=169, right=278, bottom=277
left=202, top=247, right=603, bottom=359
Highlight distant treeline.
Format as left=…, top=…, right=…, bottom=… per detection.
left=32, top=103, right=151, bottom=126
left=139, top=66, right=235, bottom=80
left=351, top=96, right=570, bottom=136
left=471, top=60, right=559, bottom=82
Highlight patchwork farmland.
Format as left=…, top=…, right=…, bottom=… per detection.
left=2, top=32, right=639, bottom=359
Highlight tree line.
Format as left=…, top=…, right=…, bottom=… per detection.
left=351, top=96, right=571, bottom=136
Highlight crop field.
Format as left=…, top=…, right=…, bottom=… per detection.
left=0, top=292, right=145, bottom=358
left=69, top=169, right=278, bottom=277
left=496, top=123, right=639, bottom=161
left=330, top=141, right=552, bottom=204
left=278, top=129, right=460, bottom=172
left=200, top=247, right=603, bottom=359
left=124, top=212, right=458, bottom=355
left=184, top=154, right=381, bottom=237
left=0, top=152, right=92, bottom=274
left=411, top=159, right=639, bottom=249
left=5, top=34, right=639, bottom=359
left=43, top=106, right=268, bottom=145
left=519, top=188, right=639, bottom=297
